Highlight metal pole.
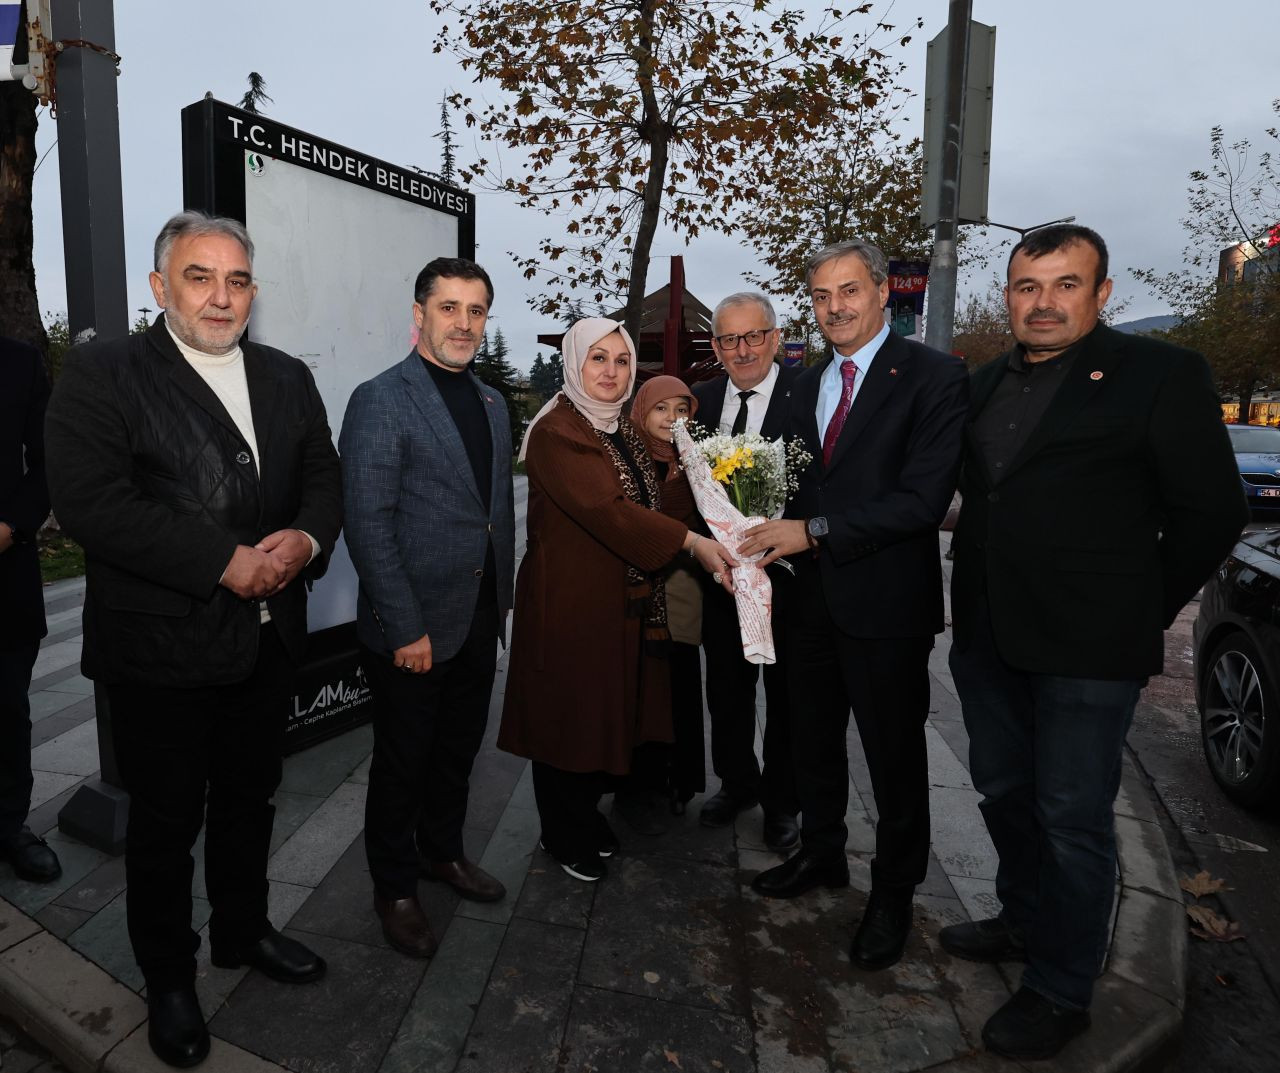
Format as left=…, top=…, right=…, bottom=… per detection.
left=51, top=0, right=127, bottom=344
left=50, top=0, right=131, bottom=853
left=923, top=0, right=972, bottom=355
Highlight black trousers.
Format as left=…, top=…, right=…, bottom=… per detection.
left=625, top=640, right=706, bottom=804
left=701, top=581, right=796, bottom=815
left=108, top=624, right=291, bottom=991
left=785, top=566, right=933, bottom=889
left=531, top=762, right=616, bottom=863
left=363, top=598, right=498, bottom=899
left=0, top=642, right=39, bottom=840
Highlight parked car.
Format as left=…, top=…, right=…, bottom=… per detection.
left=1194, top=529, right=1280, bottom=810
left=1227, top=423, right=1280, bottom=514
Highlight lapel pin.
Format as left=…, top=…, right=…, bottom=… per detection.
left=1090, top=371, right=1104, bottom=381
left=889, top=368, right=898, bottom=376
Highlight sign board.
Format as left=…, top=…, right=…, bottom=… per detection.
left=181, top=98, right=475, bottom=749
left=921, top=21, right=996, bottom=228
left=888, top=260, right=929, bottom=339
left=0, top=1, right=20, bottom=75
left=782, top=341, right=806, bottom=367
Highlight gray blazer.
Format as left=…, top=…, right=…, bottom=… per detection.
left=339, top=351, right=515, bottom=661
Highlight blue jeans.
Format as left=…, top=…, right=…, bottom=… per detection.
left=949, top=606, right=1142, bottom=1010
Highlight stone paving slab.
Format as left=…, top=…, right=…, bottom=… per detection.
left=209, top=929, right=426, bottom=1073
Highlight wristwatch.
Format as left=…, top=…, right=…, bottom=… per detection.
left=806, top=516, right=828, bottom=550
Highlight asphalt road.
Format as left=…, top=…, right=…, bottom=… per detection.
left=1127, top=592, right=1280, bottom=1073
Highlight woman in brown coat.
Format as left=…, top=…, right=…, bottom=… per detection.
left=498, top=319, right=734, bottom=882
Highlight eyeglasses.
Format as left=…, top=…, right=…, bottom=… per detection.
left=713, top=328, right=773, bottom=349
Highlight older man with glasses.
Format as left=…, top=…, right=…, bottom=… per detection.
left=691, top=292, right=801, bottom=851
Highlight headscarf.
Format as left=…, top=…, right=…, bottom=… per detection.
left=519, top=317, right=638, bottom=461
left=631, top=374, right=698, bottom=478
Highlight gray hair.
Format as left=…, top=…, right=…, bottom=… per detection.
left=712, top=291, right=777, bottom=335
left=154, top=211, right=255, bottom=275
left=805, top=240, right=889, bottom=290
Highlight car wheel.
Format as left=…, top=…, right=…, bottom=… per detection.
left=1200, top=631, right=1280, bottom=810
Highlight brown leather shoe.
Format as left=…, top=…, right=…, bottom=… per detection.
left=374, top=895, right=437, bottom=959
left=420, top=857, right=506, bottom=902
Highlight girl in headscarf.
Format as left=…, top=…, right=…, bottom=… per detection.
left=499, top=320, right=734, bottom=882
left=616, top=375, right=708, bottom=829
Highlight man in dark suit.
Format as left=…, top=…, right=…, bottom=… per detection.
left=941, top=224, right=1246, bottom=1060
left=739, top=240, right=968, bottom=973
left=0, top=336, right=61, bottom=884
left=46, top=211, right=343, bottom=1068
left=340, top=258, right=515, bottom=960
left=693, top=292, right=801, bottom=849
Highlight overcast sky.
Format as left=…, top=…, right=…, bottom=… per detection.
left=27, top=0, right=1280, bottom=369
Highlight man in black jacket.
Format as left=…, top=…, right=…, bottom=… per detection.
left=739, top=241, right=968, bottom=972
left=46, top=211, right=342, bottom=1069
left=942, top=224, right=1247, bottom=1060
left=0, top=336, right=61, bottom=884
left=692, top=292, right=801, bottom=850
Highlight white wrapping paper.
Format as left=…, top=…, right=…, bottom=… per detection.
left=673, top=422, right=775, bottom=665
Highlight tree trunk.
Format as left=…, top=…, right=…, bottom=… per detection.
left=0, top=81, right=47, bottom=358
left=1238, top=380, right=1257, bottom=424
left=622, top=0, right=666, bottom=346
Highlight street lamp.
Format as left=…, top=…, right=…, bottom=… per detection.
left=982, top=215, right=1077, bottom=239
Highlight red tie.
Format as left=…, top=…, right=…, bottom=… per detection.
left=822, top=360, right=858, bottom=467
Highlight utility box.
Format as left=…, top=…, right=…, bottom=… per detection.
left=921, top=20, right=996, bottom=228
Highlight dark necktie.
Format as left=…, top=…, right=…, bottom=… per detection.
left=730, top=390, right=755, bottom=436
left=821, top=360, right=858, bottom=467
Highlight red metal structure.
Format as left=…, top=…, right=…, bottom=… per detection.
left=536, top=256, right=722, bottom=384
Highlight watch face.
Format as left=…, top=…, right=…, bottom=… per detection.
left=808, top=516, right=829, bottom=538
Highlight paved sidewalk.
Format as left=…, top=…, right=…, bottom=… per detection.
left=1, top=502, right=1184, bottom=1073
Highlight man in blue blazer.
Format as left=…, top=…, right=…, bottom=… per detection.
left=340, top=257, right=515, bottom=960
left=739, top=239, right=968, bottom=973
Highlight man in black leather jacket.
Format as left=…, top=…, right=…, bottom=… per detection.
left=46, top=211, right=342, bottom=1070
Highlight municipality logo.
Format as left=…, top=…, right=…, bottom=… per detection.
left=247, top=153, right=265, bottom=175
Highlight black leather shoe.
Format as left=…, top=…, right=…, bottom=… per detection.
left=762, top=812, right=800, bottom=852
left=147, top=987, right=210, bottom=1068
left=751, top=850, right=849, bottom=898
left=850, top=887, right=914, bottom=970
left=699, top=788, right=759, bottom=829
left=209, top=927, right=326, bottom=983
left=0, top=827, right=62, bottom=882
left=939, top=914, right=1026, bottom=963
left=421, top=857, right=506, bottom=902
left=982, top=986, right=1091, bottom=1059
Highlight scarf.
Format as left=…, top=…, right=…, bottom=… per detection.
left=519, top=317, right=638, bottom=462
left=630, top=374, right=697, bottom=480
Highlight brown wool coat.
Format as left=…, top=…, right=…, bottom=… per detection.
left=498, top=400, right=688, bottom=775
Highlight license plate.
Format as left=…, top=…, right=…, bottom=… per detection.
left=1260, top=488, right=1280, bottom=497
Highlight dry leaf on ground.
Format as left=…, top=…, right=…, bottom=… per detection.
left=1187, top=904, right=1245, bottom=942
left=664, top=1049, right=683, bottom=1069
left=1180, top=870, right=1233, bottom=898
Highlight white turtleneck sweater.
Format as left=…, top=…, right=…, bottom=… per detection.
left=167, top=324, right=318, bottom=617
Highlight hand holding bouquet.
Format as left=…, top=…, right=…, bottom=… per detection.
left=673, top=421, right=811, bottom=664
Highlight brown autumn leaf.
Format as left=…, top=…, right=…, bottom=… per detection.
left=1180, top=870, right=1233, bottom=899
left=1187, top=904, right=1246, bottom=942
left=664, top=1049, right=683, bottom=1069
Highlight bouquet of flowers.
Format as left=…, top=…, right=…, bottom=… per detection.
left=690, top=430, right=810, bottom=521
left=673, top=421, right=811, bottom=664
